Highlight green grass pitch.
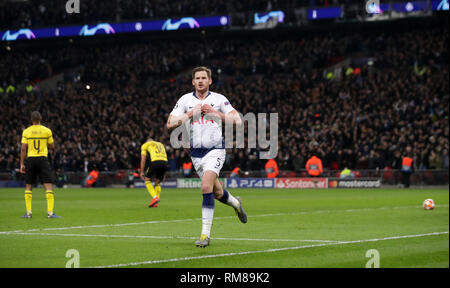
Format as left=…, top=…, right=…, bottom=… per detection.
left=0, top=187, right=448, bottom=268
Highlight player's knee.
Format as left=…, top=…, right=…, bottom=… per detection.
left=201, top=183, right=213, bottom=194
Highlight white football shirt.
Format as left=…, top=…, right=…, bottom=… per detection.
left=170, top=91, right=235, bottom=157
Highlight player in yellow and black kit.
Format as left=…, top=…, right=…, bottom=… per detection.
left=140, top=136, right=168, bottom=208
left=19, top=111, right=60, bottom=218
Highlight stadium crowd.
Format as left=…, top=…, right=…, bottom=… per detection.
left=0, top=23, right=448, bottom=176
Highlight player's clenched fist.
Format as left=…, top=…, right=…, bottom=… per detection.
left=192, top=104, right=202, bottom=117
left=201, top=104, right=215, bottom=115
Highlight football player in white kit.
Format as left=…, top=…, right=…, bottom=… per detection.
left=167, top=66, right=247, bottom=247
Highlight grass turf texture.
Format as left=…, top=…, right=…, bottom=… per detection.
left=0, top=187, right=448, bottom=268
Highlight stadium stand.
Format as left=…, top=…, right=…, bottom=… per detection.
left=0, top=2, right=448, bottom=186
left=1, top=0, right=415, bottom=29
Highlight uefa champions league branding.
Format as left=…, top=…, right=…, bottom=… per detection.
left=162, top=18, right=200, bottom=30
left=169, top=112, right=278, bottom=160
left=1, top=29, right=36, bottom=40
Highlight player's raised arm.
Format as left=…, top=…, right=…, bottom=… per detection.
left=166, top=114, right=185, bottom=133
left=225, top=109, right=242, bottom=126
left=166, top=103, right=201, bottom=133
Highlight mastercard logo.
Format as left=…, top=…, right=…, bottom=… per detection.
left=329, top=180, right=338, bottom=188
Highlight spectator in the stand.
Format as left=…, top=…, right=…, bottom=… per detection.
left=291, top=150, right=305, bottom=176
left=428, top=150, right=441, bottom=170
left=125, top=170, right=139, bottom=188
left=340, top=167, right=354, bottom=179
left=167, top=152, right=178, bottom=172
left=55, top=169, right=68, bottom=188
left=247, top=152, right=261, bottom=174
left=367, top=150, right=379, bottom=170
left=443, top=149, right=449, bottom=170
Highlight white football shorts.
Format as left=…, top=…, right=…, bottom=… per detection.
left=191, top=149, right=226, bottom=178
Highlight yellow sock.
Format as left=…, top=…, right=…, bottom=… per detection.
left=145, top=181, right=157, bottom=199
left=155, top=184, right=161, bottom=198
left=46, top=191, right=54, bottom=215
left=25, top=190, right=32, bottom=214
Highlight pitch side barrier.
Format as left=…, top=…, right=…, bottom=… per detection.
left=2, top=170, right=446, bottom=187
left=133, top=178, right=275, bottom=189
left=133, top=177, right=381, bottom=189
left=328, top=178, right=382, bottom=188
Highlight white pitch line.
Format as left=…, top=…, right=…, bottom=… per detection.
left=2, top=204, right=446, bottom=235
left=2, top=231, right=339, bottom=243
left=91, top=231, right=449, bottom=268
left=209, top=237, right=338, bottom=243
left=0, top=218, right=200, bottom=234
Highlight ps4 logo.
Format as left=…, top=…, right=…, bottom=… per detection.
left=2, top=29, right=36, bottom=40
left=162, top=17, right=200, bottom=31
left=226, top=178, right=274, bottom=188
left=79, top=23, right=116, bottom=36
left=254, top=11, right=285, bottom=24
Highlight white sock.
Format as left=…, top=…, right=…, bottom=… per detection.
left=201, top=207, right=214, bottom=237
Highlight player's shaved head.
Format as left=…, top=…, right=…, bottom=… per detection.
left=30, top=111, right=42, bottom=124
left=192, top=66, right=212, bottom=79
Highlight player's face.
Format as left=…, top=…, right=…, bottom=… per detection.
left=192, top=71, right=212, bottom=93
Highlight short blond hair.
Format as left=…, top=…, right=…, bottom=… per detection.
left=192, top=66, right=212, bottom=79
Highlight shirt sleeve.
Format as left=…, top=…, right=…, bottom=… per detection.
left=219, top=95, right=235, bottom=115
left=170, top=96, right=187, bottom=117
left=141, top=143, right=148, bottom=155
left=21, top=130, right=28, bottom=144
left=47, top=129, right=54, bottom=144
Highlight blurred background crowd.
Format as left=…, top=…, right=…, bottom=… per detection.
left=0, top=1, right=448, bottom=178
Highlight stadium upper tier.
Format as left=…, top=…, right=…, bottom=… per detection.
left=0, top=0, right=438, bottom=30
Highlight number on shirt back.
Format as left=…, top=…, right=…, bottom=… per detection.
left=154, top=143, right=162, bottom=154
left=33, top=140, right=40, bottom=153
